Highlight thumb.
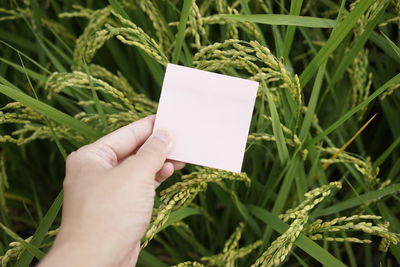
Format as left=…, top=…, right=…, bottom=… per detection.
left=130, top=129, right=172, bottom=175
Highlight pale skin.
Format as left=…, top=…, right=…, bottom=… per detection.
left=39, top=115, right=184, bottom=266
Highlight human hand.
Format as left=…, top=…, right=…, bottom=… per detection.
left=39, top=115, right=184, bottom=267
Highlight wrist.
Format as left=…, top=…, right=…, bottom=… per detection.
left=40, top=228, right=137, bottom=267
left=40, top=238, right=99, bottom=267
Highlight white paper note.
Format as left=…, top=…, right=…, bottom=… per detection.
left=154, top=63, right=259, bottom=173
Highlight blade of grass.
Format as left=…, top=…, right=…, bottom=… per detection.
left=0, top=48, right=11, bottom=77
left=15, top=191, right=63, bottom=267
left=300, top=0, right=375, bottom=86
left=171, top=0, right=193, bottom=64
left=0, top=84, right=101, bottom=140
left=217, top=182, right=261, bottom=235
left=0, top=57, right=47, bottom=82
left=104, top=2, right=165, bottom=87
left=41, top=35, right=73, bottom=65
left=283, top=0, right=303, bottom=60
left=221, top=14, right=335, bottom=28
left=108, top=0, right=131, bottom=20
left=231, top=191, right=262, bottom=235
left=28, top=177, right=43, bottom=222
left=3, top=192, right=31, bottom=204
left=29, top=0, right=45, bottom=35
left=0, top=223, right=45, bottom=260
left=18, top=51, right=68, bottom=159
left=329, top=3, right=388, bottom=88
left=137, top=50, right=164, bottom=87
left=261, top=152, right=302, bottom=245
left=373, top=136, right=400, bottom=168
left=380, top=31, right=400, bottom=62
left=157, top=207, right=200, bottom=233
left=138, top=249, right=169, bottom=267
left=83, top=59, right=108, bottom=133
left=322, top=114, right=377, bottom=170
left=265, top=87, right=289, bottom=165
left=306, top=73, right=400, bottom=148
left=16, top=0, right=66, bottom=73
left=370, top=31, right=400, bottom=63
left=35, top=33, right=67, bottom=72
left=237, top=0, right=267, bottom=45
left=299, top=61, right=326, bottom=140
left=315, top=183, right=400, bottom=216
left=0, top=40, right=51, bottom=75
left=45, top=24, right=74, bottom=55
left=249, top=205, right=347, bottom=267
left=260, top=1, right=284, bottom=57
left=0, top=29, right=38, bottom=52
left=377, top=202, right=400, bottom=261
left=341, top=176, right=376, bottom=216
left=0, top=44, right=87, bottom=102
left=272, top=154, right=301, bottom=215
left=172, top=226, right=211, bottom=256
left=272, top=23, right=284, bottom=57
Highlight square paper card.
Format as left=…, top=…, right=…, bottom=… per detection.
left=153, top=63, right=259, bottom=173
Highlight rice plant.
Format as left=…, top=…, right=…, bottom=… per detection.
left=0, top=0, right=399, bottom=266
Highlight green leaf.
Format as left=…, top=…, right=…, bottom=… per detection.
left=16, top=191, right=63, bottom=267
left=83, top=60, right=108, bottom=132
left=0, top=40, right=51, bottom=74
left=236, top=0, right=267, bottom=45
left=0, top=84, right=101, bottom=140
left=171, top=0, right=193, bottom=64
left=283, top=1, right=304, bottom=60
left=0, top=223, right=45, bottom=260
left=265, top=88, right=289, bottom=165
left=373, top=136, right=400, bottom=168
left=0, top=57, right=47, bottom=82
left=17, top=50, right=68, bottom=159
left=306, top=73, right=400, bottom=148
left=108, top=0, right=131, bottom=20
left=316, top=184, right=400, bottom=216
left=231, top=192, right=261, bottom=235
left=300, top=0, right=375, bottom=86
left=158, top=207, right=200, bottom=232
left=221, top=14, right=336, bottom=28
left=248, top=205, right=347, bottom=267
left=370, top=32, right=400, bottom=63
left=377, top=202, right=400, bottom=261
left=138, top=249, right=169, bottom=267
left=0, top=29, right=38, bottom=52
left=41, top=35, right=73, bottom=65
left=380, top=31, right=400, bottom=62
left=299, top=62, right=326, bottom=140
left=329, top=3, right=388, bottom=88
left=272, top=156, right=301, bottom=215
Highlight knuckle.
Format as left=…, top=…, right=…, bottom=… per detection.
left=92, top=143, right=118, bottom=167
left=62, top=176, right=72, bottom=188
left=66, top=144, right=118, bottom=169
left=65, top=150, right=79, bottom=167
left=65, top=144, right=89, bottom=164
left=65, top=144, right=91, bottom=170
left=126, top=123, right=140, bottom=147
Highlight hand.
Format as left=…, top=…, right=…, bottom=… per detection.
left=39, top=115, right=184, bottom=267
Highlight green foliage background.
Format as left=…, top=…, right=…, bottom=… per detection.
left=0, top=0, right=399, bottom=266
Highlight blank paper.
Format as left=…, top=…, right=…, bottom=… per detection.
left=153, top=63, right=259, bottom=173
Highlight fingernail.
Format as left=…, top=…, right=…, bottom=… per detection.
left=152, top=129, right=173, bottom=151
